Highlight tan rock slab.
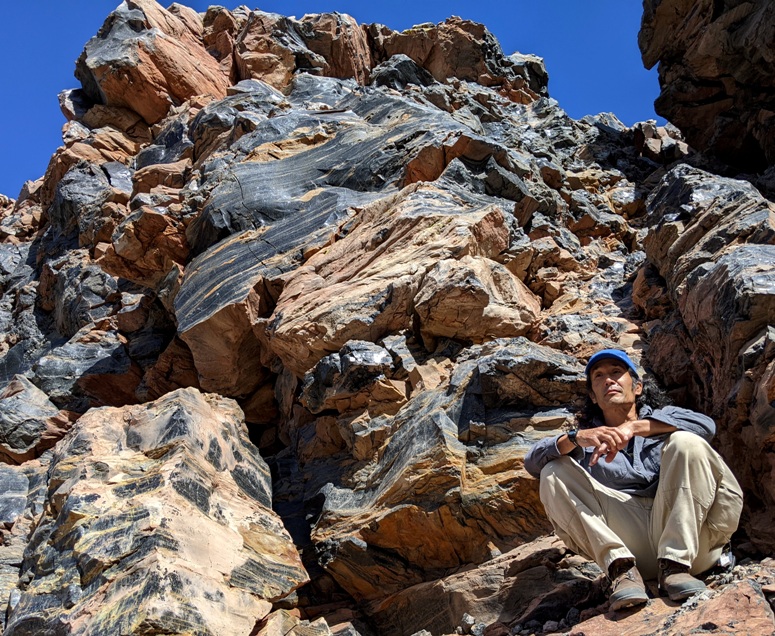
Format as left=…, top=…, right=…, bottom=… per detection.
left=4, top=388, right=308, bottom=635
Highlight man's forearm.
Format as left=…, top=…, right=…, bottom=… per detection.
left=628, top=418, right=677, bottom=437
left=557, top=418, right=678, bottom=459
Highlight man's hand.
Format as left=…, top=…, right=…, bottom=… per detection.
left=570, top=418, right=678, bottom=465
left=577, top=423, right=637, bottom=466
left=558, top=418, right=677, bottom=462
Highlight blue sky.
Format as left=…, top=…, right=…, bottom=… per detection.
left=0, top=1, right=661, bottom=199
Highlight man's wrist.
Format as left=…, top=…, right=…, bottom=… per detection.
left=567, top=429, right=580, bottom=447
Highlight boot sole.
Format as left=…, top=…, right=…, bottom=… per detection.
left=663, top=584, right=707, bottom=602
left=610, top=592, right=649, bottom=611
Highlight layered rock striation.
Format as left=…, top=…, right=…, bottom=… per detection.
left=1, top=1, right=774, bottom=635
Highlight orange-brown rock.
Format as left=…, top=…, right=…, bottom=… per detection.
left=299, top=13, right=373, bottom=85
left=136, top=336, right=201, bottom=402
left=414, top=255, right=540, bottom=347
left=368, top=536, right=605, bottom=635
left=0, top=194, right=13, bottom=218
left=203, top=6, right=249, bottom=82
left=266, top=186, right=513, bottom=377
left=100, top=204, right=190, bottom=289
left=80, top=104, right=153, bottom=142
left=381, top=17, right=544, bottom=101
left=234, top=11, right=314, bottom=90
left=255, top=610, right=332, bottom=636
left=75, top=0, right=229, bottom=125
left=132, top=158, right=191, bottom=194
left=0, top=187, right=42, bottom=244
left=568, top=567, right=775, bottom=636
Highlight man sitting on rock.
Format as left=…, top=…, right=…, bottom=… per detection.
left=524, top=349, right=743, bottom=611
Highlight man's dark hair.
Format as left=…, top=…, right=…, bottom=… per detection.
left=575, top=370, right=672, bottom=428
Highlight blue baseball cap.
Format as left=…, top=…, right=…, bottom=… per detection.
left=585, top=349, right=639, bottom=377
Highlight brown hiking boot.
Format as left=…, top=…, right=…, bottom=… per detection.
left=608, top=559, right=649, bottom=611
left=658, top=558, right=707, bottom=601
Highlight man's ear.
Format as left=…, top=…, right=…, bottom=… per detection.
left=589, top=390, right=597, bottom=404
left=634, top=380, right=643, bottom=397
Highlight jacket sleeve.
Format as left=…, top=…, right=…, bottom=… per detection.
left=524, top=434, right=565, bottom=478
left=648, top=405, right=716, bottom=442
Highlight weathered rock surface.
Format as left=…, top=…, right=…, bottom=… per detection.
left=1, top=2, right=774, bottom=635
left=568, top=560, right=775, bottom=636
left=0, top=375, right=74, bottom=464
left=636, top=163, right=775, bottom=551
left=640, top=0, right=775, bottom=170
left=273, top=339, right=580, bottom=603
left=367, top=536, right=605, bottom=636
left=3, top=388, right=308, bottom=636
left=75, top=0, right=230, bottom=124
left=0, top=458, right=49, bottom=634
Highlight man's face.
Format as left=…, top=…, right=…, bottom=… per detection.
left=588, top=359, right=642, bottom=410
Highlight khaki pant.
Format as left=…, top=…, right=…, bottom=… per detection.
left=539, top=431, right=744, bottom=580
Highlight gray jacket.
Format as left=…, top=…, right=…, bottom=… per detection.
left=523, top=405, right=716, bottom=497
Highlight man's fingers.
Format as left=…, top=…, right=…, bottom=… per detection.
left=583, top=426, right=632, bottom=465
left=602, top=428, right=628, bottom=451
left=590, top=442, right=609, bottom=466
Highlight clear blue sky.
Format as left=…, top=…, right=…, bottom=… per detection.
left=0, top=1, right=662, bottom=199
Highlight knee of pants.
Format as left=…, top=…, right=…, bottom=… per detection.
left=661, top=430, right=713, bottom=461
left=539, top=456, right=579, bottom=503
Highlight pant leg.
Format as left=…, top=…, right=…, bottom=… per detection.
left=539, top=456, right=655, bottom=575
left=651, top=431, right=744, bottom=574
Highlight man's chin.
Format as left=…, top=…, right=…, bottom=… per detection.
left=602, top=396, right=631, bottom=406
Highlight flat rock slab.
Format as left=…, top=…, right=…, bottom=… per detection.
left=569, top=577, right=775, bottom=636
left=368, top=537, right=604, bottom=636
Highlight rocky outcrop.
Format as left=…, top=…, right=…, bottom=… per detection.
left=3, top=388, right=307, bottom=636
left=0, top=376, right=74, bottom=464
left=568, top=560, right=775, bottom=636
left=367, top=536, right=606, bottom=635
left=639, top=0, right=775, bottom=171
left=635, top=163, right=775, bottom=551
left=75, top=0, right=230, bottom=124
left=1, top=2, right=774, bottom=635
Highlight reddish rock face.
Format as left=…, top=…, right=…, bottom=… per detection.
left=379, top=16, right=547, bottom=101
left=640, top=0, right=775, bottom=170
left=299, top=13, right=374, bottom=85
left=568, top=564, right=775, bottom=636
left=75, top=0, right=229, bottom=124
left=264, top=187, right=518, bottom=377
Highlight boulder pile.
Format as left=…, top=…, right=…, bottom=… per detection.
left=0, top=1, right=773, bottom=634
